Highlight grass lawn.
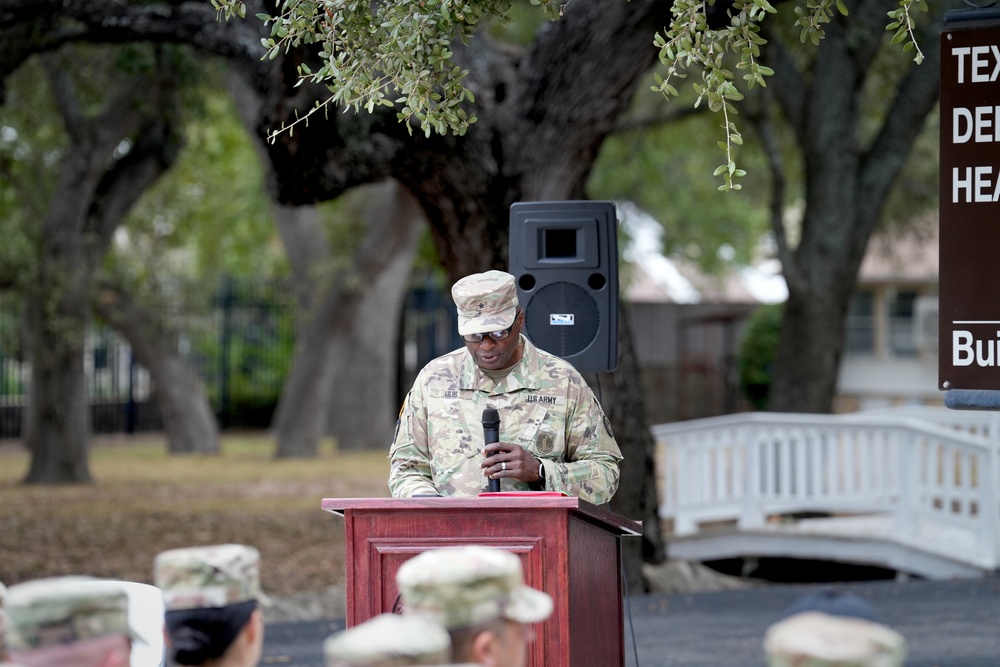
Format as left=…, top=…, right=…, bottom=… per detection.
left=0, top=433, right=391, bottom=600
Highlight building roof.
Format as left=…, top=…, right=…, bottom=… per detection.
left=620, top=202, right=786, bottom=305
left=620, top=203, right=939, bottom=304
left=857, top=220, right=938, bottom=285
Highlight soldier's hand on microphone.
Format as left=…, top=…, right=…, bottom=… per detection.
left=482, top=442, right=543, bottom=483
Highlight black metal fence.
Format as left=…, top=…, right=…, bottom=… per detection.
left=0, top=278, right=743, bottom=440
left=0, top=278, right=295, bottom=438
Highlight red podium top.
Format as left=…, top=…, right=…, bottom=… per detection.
left=321, top=495, right=642, bottom=536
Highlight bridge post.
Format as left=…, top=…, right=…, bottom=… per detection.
left=737, top=426, right=764, bottom=530
left=892, top=429, right=917, bottom=536
left=983, top=418, right=1000, bottom=564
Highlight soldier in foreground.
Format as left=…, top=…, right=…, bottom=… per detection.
left=155, top=544, right=268, bottom=667
left=389, top=270, right=621, bottom=504
left=322, top=612, right=475, bottom=666
left=764, top=590, right=907, bottom=667
left=396, top=546, right=552, bottom=667
left=3, top=577, right=134, bottom=667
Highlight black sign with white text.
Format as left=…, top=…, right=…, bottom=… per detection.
left=940, top=22, right=1000, bottom=390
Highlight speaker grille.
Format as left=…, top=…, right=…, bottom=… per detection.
left=524, top=282, right=600, bottom=358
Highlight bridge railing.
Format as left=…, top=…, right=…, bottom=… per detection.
left=840, top=405, right=1000, bottom=440
left=651, top=411, right=1000, bottom=567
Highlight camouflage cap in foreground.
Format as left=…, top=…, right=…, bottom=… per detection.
left=4, top=577, right=133, bottom=652
left=323, top=613, right=451, bottom=667
left=764, top=611, right=906, bottom=667
left=451, top=270, right=519, bottom=336
left=154, top=543, right=270, bottom=611
left=396, top=546, right=552, bottom=630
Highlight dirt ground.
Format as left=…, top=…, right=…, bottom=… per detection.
left=0, top=434, right=391, bottom=614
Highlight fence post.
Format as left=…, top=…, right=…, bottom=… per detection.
left=125, top=348, right=137, bottom=434
left=218, top=277, right=233, bottom=430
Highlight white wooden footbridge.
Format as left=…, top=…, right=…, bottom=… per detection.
left=651, top=407, right=1000, bottom=579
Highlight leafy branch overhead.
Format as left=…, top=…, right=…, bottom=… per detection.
left=211, top=0, right=545, bottom=140
left=652, top=0, right=928, bottom=191
left=211, top=0, right=927, bottom=187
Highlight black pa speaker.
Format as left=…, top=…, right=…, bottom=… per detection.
left=509, top=200, right=618, bottom=372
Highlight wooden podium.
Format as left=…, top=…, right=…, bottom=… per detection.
left=321, top=495, right=641, bottom=667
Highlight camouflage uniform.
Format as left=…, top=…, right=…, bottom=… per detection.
left=322, top=613, right=458, bottom=666
left=396, top=546, right=552, bottom=631
left=4, top=576, right=134, bottom=660
left=389, top=271, right=622, bottom=504
left=764, top=611, right=907, bottom=667
left=154, top=543, right=270, bottom=611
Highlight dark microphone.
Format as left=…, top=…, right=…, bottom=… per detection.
left=482, top=407, right=500, bottom=492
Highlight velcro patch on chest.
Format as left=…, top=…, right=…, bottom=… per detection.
left=521, top=394, right=566, bottom=407
left=429, top=388, right=462, bottom=399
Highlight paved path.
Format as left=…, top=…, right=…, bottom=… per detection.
left=260, top=577, right=1000, bottom=667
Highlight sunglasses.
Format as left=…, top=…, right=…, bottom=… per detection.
left=463, top=324, right=514, bottom=343
left=463, top=311, right=521, bottom=343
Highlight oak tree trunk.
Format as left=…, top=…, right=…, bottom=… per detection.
left=19, top=49, right=183, bottom=481
left=762, top=1, right=945, bottom=413
left=271, top=181, right=423, bottom=457
left=94, top=286, right=219, bottom=455
left=23, top=249, right=92, bottom=483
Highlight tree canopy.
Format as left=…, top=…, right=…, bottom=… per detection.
left=214, top=0, right=929, bottom=190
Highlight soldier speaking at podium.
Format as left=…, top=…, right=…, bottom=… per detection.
left=389, top=270, right=621, bottom=504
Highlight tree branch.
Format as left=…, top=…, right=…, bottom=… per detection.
left=859, top=1, right=947, bottom=210
left=612, top=104, right=707, bottom=135
left=498, top=0, right=670, bottom=199
left=761, top=32, right=807, bottom=137
left=88, top=112, right=185, bottom=255
left=0, top=0, right=267, bottom=84
left=751, top=92, right=801, bottom=293
left=847, top=0, right=903, bottom=75
left=43, top=54, right=84, bottom=143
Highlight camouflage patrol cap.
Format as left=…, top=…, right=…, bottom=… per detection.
left=764, top=611, right=906, bottom=667
left=322, top=613, right=451, bottom=667
left=451, top=270, right=519, bottom=336
left=4, top=577, right=134, bottom=652
left=396, top=546, right=552, bottom=630
left=154, top=543, right=270, bottom=611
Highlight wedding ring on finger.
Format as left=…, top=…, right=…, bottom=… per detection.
left=501, top=461, right=506, bottom=471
